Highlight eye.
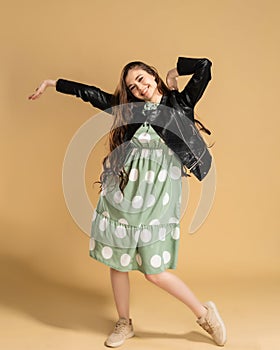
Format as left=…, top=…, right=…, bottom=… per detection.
left=130, top=86, right=135, bottom=91
left=138, top=77, right=143, bottom=82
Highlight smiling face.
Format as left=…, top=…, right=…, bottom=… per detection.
left=125, top=67, right=162, bottom=102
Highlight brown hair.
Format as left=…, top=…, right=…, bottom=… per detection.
left=94, top=61, right=170, bottom=194
left=93, top=61, right=212, bottom=194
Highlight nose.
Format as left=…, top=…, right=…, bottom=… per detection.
left=134, top=82, right=144, bottom=93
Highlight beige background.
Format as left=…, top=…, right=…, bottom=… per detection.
left=1, top=1, right=279, bottom=349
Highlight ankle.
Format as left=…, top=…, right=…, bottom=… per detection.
left=119, top=316, right=130, bottom=322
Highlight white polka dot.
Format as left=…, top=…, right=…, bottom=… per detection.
left=92, top=209, right=97, bottom=221
left=158, top=169, right=168, bottom=182
left=89, top=238, right=96, bottom=251
left=149, top=219, right=160, bottom=225
left=150, top=255, right=162, bottom=268
left=168, top=148, right=174, bottom=155
left=169, top=166, right=181, bottom=180
left=171, top=227, right=180, bottom=240
left=162, top=192, right=169, bottom=206
left=132, top=195, right=143, bottom=209
left=102, top=246, right=113, bottom=259
left=168, top=217, right=179, bottom=224
left=163, top=251, right=171, bottom=264
left=115, top=225, right=127, bottom=239
left=102, top=211, right=110, bottom=217
left=156, top=149, right=163, bottom=157
left=118, top=218, right=128, bottom=225
left=136, top=253, right=142, bottom=266
left=129, top=168, right=138, bottom=182
left=114, top=190, right=123, bottom=204
left=138, top=132, right=151, bottom=143
left=146, top=194, right=155, bottom=207
left=134, top=229, right=140, bottom=242
left=141, top=149, right=150, bottom=158
left=120, top=254, right=131, bottom=267
left=158, top=227, right=166, bottom=241
left=140, top=229, right=152, bottom=243
left=145, top=170, right=155, bottom=184
left=99, top=218, right=108, bottom=231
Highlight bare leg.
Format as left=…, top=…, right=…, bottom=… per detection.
left=110, top=268, right=130, bottom=320
left=145, top=271, right=207, bottom=319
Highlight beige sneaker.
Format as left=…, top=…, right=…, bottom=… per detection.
left=196, top=301, right=227, bottom=346
left=105, top=317, right=134, bottom=348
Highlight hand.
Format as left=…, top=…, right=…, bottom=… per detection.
left=28, top=79, right=57, bottom=100
left=166, top=68, right=179, bottom=90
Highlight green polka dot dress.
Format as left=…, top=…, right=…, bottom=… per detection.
left=89, top=104, right=182, bottom=274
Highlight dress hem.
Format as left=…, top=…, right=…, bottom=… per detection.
left=89, top=251, right=178, bottom=274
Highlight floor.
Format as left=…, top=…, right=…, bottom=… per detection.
left=0, top=259, right=279, bottom=350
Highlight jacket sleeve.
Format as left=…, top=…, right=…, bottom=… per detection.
left=55, top=78, right=114, bottom=111
left=176, top=57, right=212, bottom=108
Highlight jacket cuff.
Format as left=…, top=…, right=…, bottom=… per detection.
left=176, top=57, right=212, bottom=76
left=55, top=78, right=77, bottom=94
left=176, top=57, right=196, bottom=75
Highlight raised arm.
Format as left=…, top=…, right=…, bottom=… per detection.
left=166, top=57, right=212, bottom=108
left=28, top=78, right=114, bottom=111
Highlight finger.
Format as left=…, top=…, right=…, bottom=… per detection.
left=33, top=92, right=41, bottom=99
left=28, top=93, right=36, bottom=99
left=28, top=92, right=41, bottom=100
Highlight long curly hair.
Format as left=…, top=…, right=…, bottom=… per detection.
left=93, top=61, right=212, bottom=194
left=93, top=61, right=169, bottom=194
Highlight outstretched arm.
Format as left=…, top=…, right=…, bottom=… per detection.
left=28, top=78, right=114, bottom=111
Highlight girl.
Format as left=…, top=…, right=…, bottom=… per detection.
left=28, top=56, right=227, bottom=347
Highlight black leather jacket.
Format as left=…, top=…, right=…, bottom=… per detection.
left=56, top=57, right=212, bottom=180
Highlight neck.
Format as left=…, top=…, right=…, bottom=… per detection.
left=146, top=90, right=163, bottom=104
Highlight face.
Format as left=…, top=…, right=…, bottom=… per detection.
left=125, top=67, right=159, bottom=102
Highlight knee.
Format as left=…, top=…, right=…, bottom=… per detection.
left=144, top=272, right=163, bottom=285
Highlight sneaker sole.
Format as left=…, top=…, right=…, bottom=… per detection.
left=206, top=301, right=227, bottom=346
left=104, top=331, right=135, bottom=348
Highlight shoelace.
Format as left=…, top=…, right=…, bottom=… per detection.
left=200, top=319, right=216, bottom=335
left=114, top=321, right=128, bottom=334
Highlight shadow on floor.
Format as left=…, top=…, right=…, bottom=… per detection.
left=135, top=330, right=214, bottom=345
left=0, top=256, right=112, bottom=333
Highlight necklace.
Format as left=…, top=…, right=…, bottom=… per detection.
left=143, top=101, right=160, bottom=111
